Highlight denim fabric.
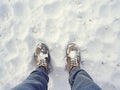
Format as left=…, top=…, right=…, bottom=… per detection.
left=69, top=67, right=102, bottom=90
left=12, top=67, right=101, bottom=90
left=12, top=67, right=49, bottom=90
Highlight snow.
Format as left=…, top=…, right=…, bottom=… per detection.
left=0, top=0, right=120, bottom=90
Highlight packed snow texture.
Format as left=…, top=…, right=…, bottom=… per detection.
left=0, top=0, right=120, bottom=90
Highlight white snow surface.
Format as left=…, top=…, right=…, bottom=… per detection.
left=0, top=0, right=120, bottom=90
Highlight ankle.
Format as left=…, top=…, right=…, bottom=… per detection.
left=69, top=66, right=80, bottom=73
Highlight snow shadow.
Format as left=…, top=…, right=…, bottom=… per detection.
left=49, top=67, right=70, bottom=90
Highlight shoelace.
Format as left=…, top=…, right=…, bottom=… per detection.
left=70, top=57, right=79, bottom=66
left=37, top=59, right=47, bottom=66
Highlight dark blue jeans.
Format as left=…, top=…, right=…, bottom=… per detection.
left=12, top=67, right=101, bottom=90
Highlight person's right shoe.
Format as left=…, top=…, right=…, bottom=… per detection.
left=66, top=43, right=81, bottom=72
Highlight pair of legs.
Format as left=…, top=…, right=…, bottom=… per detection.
left=12, top=43, right=101, bottom=90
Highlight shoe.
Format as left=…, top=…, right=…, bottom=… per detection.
left=34, top=43, right=51, bottom=72
left=66, top=43, right=80, bottom=72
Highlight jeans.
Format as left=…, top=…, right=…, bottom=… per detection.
left=12, top=67, right=101, bottom=90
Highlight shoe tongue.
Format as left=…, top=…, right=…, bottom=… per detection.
left=69, top=51, right=76, bottom=58
left=38, top=53, right=48, bottom=60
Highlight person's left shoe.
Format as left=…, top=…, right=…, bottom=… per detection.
left=34, top=43, right=51, bottom=72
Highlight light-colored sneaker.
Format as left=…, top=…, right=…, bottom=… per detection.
left=66, top=43, right=80, bottom=72
left=34, top=43, right=50, bottom=71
